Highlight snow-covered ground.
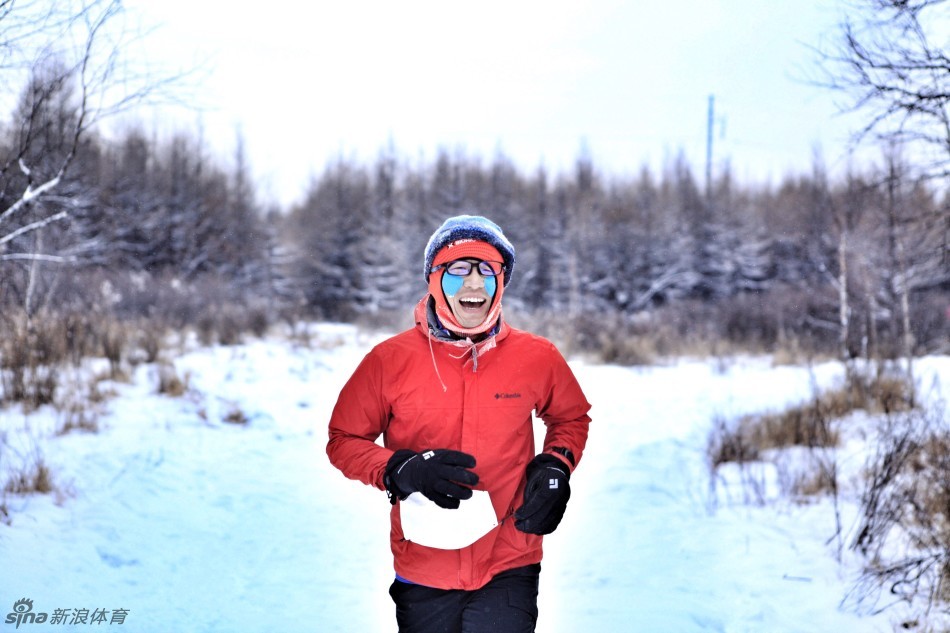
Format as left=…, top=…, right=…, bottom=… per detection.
left=1, top=324, right=947, bottom=632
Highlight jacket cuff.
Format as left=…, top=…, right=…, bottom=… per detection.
left=384, top=449, right=417, bottom=504
left=545, top=446, right=576, bottom=471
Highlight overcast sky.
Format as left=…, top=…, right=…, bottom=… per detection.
left=120, top=0, right=866, bottom=208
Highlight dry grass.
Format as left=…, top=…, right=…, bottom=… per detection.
left=708, top=364, right=950, bottom=623
left=55, top=391, right=102, bottom=435
left=745, top=404, right=840, bottom=452
left=848, top=405, right=950, bottom=619
left=137, top=321, right=166, bottom=364
left=3, top=453, right=54, bottom=495
left=100, top=320, right=129, bottom=379
left=514, top=300, right=836, bottom=368
left=709, top=370, right=916, bottom=470
left=156, top=362, right=190, bottom=397
left=0, top=310, right=140, bottom=410
left=783, top=454, right=839, bottom=498
left=708, top=415, right=762, bottom=468
left=195, top=303, right=274, bottom=347
left=222, top=403, right=249, bottom=425
left=708, top=403, right=839, bottom=471
left=0, top=316, right=63, bottom=411
left=704, top=363, right=950, bottom=631
left=247, top=307, right=271, bottom=338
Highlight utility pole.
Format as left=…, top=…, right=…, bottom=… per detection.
left=705, top=94, right=714, bottom=205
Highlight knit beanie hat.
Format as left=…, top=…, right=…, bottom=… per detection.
left=424, top=215, right=516, bottom=337
left=424, top=215, right=515, bottom=286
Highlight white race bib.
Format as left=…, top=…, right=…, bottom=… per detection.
left=400, top=490, right=499, bottom=550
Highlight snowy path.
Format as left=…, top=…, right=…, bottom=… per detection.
left=541, top=361, right=884, bottom=632
left=1, top=327, right=928, bottom=632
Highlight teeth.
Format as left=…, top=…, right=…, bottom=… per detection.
left=460, top=297, right=485, bottom=304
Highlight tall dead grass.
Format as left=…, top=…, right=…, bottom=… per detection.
left=514, top=297, right=836, bottom=367
left=706, top=362, right=950, bottom=623
left=708, top=369, right=917, bottom=471
left=847, top=404, right=950, bottom=617
left=0, top=314, right=65, bottom=411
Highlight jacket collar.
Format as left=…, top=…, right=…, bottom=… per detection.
left=413, top=295, right=509, bottom=345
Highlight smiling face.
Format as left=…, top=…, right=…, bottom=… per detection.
left=427, top=238, right=507, bottom=337
left=441, top=259, right=497, bottom=329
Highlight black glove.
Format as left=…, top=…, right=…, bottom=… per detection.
left=385, top=449, right=479, bottom=509
left=514, top=454, right=571, bottom=535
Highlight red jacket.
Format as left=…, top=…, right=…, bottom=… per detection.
left=326, top=298, right=592, bottom=590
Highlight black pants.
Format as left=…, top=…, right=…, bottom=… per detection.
left=389, top=564, right=541, bottom=633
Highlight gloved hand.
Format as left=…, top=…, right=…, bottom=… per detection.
left=514, top=454, right=571, bottom=535
left=385, top=449, right=479, bottom=509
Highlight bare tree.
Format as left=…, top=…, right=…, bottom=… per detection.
left=816, top=0, right=950, bottom=359
left=819, top=0, right=950, bottom=178
left=0, top=0, right=181, bottom=314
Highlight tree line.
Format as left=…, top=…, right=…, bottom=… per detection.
left=283, top=144, right=948, bottom=357
left=1, top=0, right=947, bottom=361
left=3, top=87, right=947, bottom=358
